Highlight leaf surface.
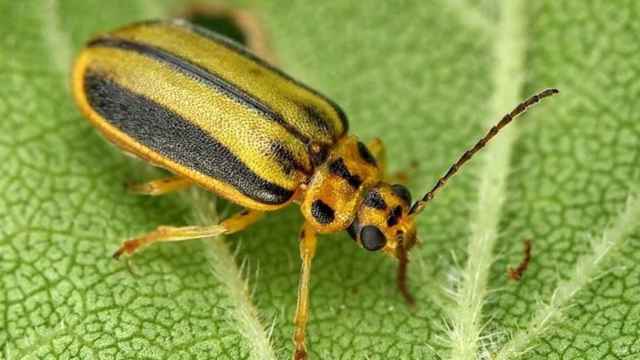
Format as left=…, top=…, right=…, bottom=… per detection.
left=2, top=1, right=639, bottom=359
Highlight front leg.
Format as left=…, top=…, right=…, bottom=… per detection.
left=292, top=222, right=318, bottom=360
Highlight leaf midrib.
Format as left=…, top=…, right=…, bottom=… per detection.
left=445, top=1, right=526, bottom=358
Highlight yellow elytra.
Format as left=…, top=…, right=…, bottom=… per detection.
left=71, top=19, right=558, bottom=359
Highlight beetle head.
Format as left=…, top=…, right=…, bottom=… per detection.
left=348, top=183, right=417, bottom=258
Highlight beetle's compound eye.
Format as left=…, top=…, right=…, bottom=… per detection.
left=390, top=184, right=412, bottom=205
left=360, top=225, right=387, bottom=251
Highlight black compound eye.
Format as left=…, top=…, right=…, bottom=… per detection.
left=390, top=184, right=412, bottom=205
left=360, top=225, right=387, bottom=251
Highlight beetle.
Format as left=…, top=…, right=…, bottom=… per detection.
left=71, top=19, right=558, bottom=359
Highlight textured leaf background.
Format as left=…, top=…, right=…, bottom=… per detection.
left=2, top=1, right=640, bottom=359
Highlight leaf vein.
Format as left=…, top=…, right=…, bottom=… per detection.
left=189, top=190, right=278, bottom=360
left=42, top=0, right=73, bottom=85
left=443, top=1, right=528, bottom=359
left=443, top=0, right=493, bottom=35
left=494, top=193, right=640, bottom=360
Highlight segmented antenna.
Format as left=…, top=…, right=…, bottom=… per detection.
left=409, top=88, right=559, bottom=215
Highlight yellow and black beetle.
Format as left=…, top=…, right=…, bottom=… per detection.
left=72, top=19, right=558, bottom=359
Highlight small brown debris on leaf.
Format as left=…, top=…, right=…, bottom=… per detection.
left=508, top=239, right=532, bottom=281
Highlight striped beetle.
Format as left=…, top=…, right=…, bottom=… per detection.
left=72, top=19, right=558, bottom=359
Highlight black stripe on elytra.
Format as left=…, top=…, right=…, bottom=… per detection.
left=87, top=37, right=311, bottom=146
left=329, top=158, right=362, bottom=189
left=84, top=71, right=293, bottom=205
left=363, top=190, right=387, bottom=210
left=301, top=104, right=333, bottom=139
left=170, top=19, right=349, bottom=134
left=269, top=142, right=311, bottom=176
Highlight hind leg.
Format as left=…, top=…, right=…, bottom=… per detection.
left=113, top=209, right=264, bottom=258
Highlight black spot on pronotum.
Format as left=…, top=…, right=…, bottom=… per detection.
left=360, top=225, right=386, bottom=251
left=299, top=229, right=306, bottom=239
left=363, top=190, right=387, bottom=210
left=357, top=141, right=376, bottom=166
left=329, top=158, right=362, bottom=189
left=390, top=184, right=412, bottom=205
left=311, top=199, right=335, bottom=224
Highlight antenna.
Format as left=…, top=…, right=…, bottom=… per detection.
left=409, top=88, right=559, bottom=215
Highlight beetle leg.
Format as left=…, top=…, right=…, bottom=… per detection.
left=113, top=210, right=264, bottom=258
left=368, top=138, right=416, bottom=183
left=127, top=176, right=193, bottom=196
left=367, top=137, right=387, bottom=175
left=292, top=223, right=317, bottom=360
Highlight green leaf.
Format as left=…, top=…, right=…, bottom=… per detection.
left=2, top=1, right=639, bottom=359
